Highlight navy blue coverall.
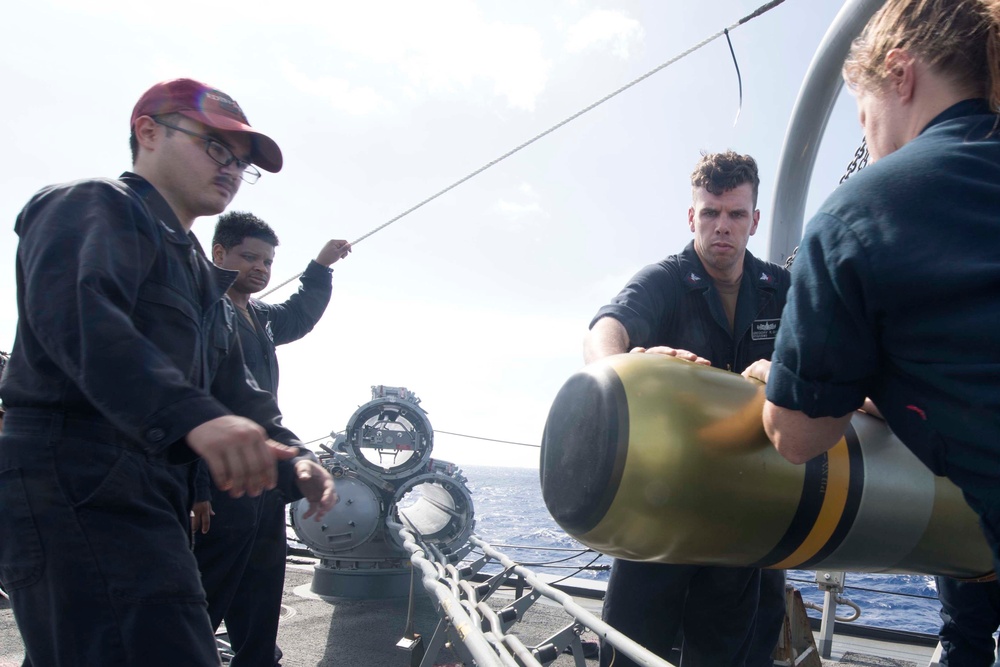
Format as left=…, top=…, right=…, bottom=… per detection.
left=0, top=174, right=313, bottom=667
left=767, top=99, right=1000, bottom=667
left=195, top=260, right=332, bottom=667
left=591, top=242, right=789, bottom=667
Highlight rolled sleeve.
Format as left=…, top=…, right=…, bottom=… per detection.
left=590, top=263, right=677, bottom=348
left=766, top=214, right=879, bottom=418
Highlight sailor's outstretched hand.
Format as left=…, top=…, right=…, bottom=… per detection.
left=295, top=459, right=338, bottom=520
left=631, top=345, right=711, bottom=366
left=316, top=239, right=352, bottom=266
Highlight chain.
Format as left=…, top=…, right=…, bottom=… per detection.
left=784, top=246, right=798, bottom=269
left=787, top=137, right=872, bottom=269
left=839, top=136, right=870, bottom=184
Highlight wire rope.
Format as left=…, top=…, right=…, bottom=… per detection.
left=260, top=0, right=789, bottom=298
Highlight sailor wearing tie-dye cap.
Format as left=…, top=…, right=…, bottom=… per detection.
left=0, top=78, right=336, bottom=666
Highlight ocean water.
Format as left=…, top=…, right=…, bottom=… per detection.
left=461, top=464, right=943, bottom=636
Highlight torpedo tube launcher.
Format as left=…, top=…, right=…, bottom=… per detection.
left=540, top=354, right=994, bottom=579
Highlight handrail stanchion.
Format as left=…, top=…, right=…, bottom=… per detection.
left=816, top=571, right=846, bottom=658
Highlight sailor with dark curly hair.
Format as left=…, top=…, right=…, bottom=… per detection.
left=193, top=210, right=349, bottom=667
left=585, top=151, right=789, bottom=667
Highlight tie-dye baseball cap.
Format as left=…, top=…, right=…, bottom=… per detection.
left=131, top=78, right=282, bottom=173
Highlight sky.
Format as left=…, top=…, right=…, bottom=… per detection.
left=0, top=0, right=866, bottom=468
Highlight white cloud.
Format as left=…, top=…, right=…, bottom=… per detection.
left=495, top=200, right=543, bottom=219
left=281, top=61, right=390, bottom=115
left=565, top=9, right=643, bottom=59
left=48, top=0, right=553, bottom=111
left=493, top=181, right=546, bottom=226
left=293, top=1, right=552, bottom=111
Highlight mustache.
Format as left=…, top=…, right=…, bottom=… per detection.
left=214, top=175, right=238, bottom=192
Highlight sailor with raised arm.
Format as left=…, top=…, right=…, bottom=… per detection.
left=193, top=211, right=349, bottom=667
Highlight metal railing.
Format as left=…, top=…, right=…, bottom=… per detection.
left=390, top=523, right=677, bottom=667
left=286, top=526, right=942, bottom=665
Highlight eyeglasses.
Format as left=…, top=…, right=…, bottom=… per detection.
left=153, top=118, right=262, bottom=184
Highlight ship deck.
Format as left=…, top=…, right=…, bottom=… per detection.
left=0, top=563, right=937, bottom=667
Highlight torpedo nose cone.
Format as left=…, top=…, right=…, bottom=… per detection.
left=540, top=364, right=629, bottom=535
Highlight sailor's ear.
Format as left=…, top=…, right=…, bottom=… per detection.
left=133, top=115, right=160, bottom=151
left=884, top=48, right=916, bottom=102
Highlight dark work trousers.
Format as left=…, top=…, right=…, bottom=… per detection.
left=747, top=569, right=786, bottom=667
left=936, top=576, right=1000, bottom=667
left=195, top=486, right=286, bottom=666
left=600, top=560, right=760, bottom=667
left=225, top=490, right=288, bottom=667
left=0, top=409, right=220, bottom=667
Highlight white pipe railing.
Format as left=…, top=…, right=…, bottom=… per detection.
left=391, top=522, right=677, bottom=667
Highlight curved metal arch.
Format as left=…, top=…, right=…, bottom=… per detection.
left=767, top=0, right=887, bottom=264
